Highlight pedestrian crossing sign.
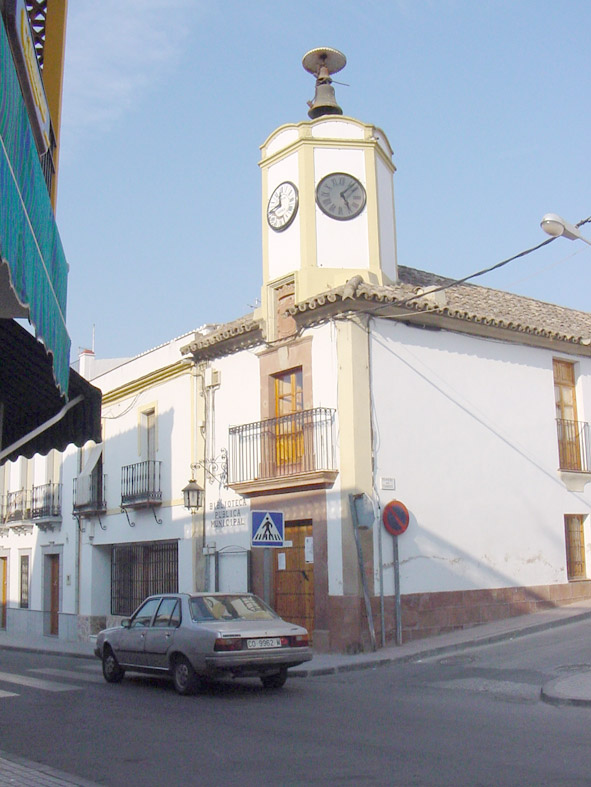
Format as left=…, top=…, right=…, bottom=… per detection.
left=251, top=511, right=284, bottom=547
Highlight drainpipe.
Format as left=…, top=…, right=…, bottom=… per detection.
left=368, top=317, right=386, bottom=647
left=191, top=362, right=207, bottom=591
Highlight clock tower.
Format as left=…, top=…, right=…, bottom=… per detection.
left=258, top=48, right=398, bottom=338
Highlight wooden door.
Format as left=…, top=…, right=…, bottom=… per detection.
left=0, top=557, right=6, bottom=630
left=565, top=515, right=586, bottom=580
left=273, top=522, right=314, bottom=637
left=49, top=554, right=59, bottom=635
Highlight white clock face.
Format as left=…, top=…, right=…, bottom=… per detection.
left=267, top=181, right=299, bottom=232
left=316, top=173, right=366, bottom=220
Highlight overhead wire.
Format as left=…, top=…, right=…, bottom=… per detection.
left=371, top=213, right=591, bottom=314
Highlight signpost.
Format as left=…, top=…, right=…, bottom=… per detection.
left=251, top=511, right=284, bottom=606
left=382, top=500, right=410, bottom=645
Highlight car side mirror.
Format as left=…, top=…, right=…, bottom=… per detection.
left=121, top=618, right=131, bottom=629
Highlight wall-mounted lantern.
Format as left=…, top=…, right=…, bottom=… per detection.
left=182, top=478, right=204, bottom=512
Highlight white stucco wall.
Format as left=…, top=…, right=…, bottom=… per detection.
left=202, top=347, right=260, bottom=591
left=309, top=322, right=343, bottom=595
left=370, top=318, right=591, bottom=596
left=267, top=152, right=301, bottom=281
left=314, top=147, right=369, bottom=270
left=72, top=332, right=198, bottom=617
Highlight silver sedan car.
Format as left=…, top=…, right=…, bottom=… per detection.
left=94, top=592, right=312, bottom=694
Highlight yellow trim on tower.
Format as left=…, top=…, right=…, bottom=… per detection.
left=364, top=146, right=381, bottom=278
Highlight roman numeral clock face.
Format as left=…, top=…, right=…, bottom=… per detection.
left=267, top=181, right=299, bottom=232
left=316, top=173, right=367, bottom=220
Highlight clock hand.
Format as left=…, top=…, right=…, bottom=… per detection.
left=340, top=182, right=357, bottom=199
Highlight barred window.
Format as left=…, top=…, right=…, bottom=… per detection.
left=111, top=541, right=178, bottom=616
left=20, top=555, right=29, bottom=609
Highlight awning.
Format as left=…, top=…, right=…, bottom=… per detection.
left=74, top=442, right=103, bottom=507
left=0, top=14, right=70, bottom=394
left=0, top=318, right=102, bottom=464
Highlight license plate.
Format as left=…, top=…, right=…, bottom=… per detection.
left=246, top=637, right=281, bottom=649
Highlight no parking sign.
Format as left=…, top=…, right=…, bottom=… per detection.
left=382, top=500, right=410, bottom=537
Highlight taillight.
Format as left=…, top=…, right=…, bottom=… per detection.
left=214, top=637, right=242, bottom=651
left=289, top=634, right=309, bottom=647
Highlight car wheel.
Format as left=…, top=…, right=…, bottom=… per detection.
left=260, top=668, right=287, bottom=689
left=102, top=647, right=125, bottom=683
left=172, top=656, right=198, bottom=695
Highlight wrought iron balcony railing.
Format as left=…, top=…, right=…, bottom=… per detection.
left=32, top=483, right=62, bottom=519
left=72, top=475, right=107, bottom=515
left=228, top=407, right=337, bottom=487
left=4, top=489, right=32, bottom=522
left=121, top=461, right=162, bottom=508
left=556, top=419, right=591, bottom=473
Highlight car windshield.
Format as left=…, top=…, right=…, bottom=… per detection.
left=189, top=594, right=277, bottom=622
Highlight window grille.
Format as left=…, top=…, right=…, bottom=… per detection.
left=20, top=555, right=29, bottom=608
left=111, top=541, right=178, bottom=616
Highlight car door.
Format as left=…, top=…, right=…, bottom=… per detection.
left=143, top=597, right=181, bottom=670
left=116, top=597, right=161, bottom=667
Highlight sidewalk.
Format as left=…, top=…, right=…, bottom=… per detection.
left=2, top=599, right=591, bottom=704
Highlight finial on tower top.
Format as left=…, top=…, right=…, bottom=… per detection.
left=302, top=47, right=346, bottom=119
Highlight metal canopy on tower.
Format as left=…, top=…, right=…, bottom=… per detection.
left=302, top=47, right=346, bottom=119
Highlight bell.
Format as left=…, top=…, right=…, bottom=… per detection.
left=307, top=79, right=343, bottom=119
left=303, top=47, right=347, bottom=119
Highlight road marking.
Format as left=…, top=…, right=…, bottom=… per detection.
left=29, top=668, right=103, bottom=683
left=0, top=690, right=18, bottom=698
left=0, top=671, right=81, bottom=692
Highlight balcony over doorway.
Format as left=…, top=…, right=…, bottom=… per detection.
left=228, top=407, right=337, bottom=497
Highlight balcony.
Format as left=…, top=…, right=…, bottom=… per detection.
left=31, top=483, right=62, bottom=530
left=4, top=489, right=31, bottom=522
left=1, top=489, right=33, bottom=535
left=556, top=419, right=591, bottom=472
left=72, top=475, right=107, bottom=516
left=228, top=407, right=337, bottom=496
left=121, top=461, right=162, bottom=508
left=556, top=419, right=591, bottom=492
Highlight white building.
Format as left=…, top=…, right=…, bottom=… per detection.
left=2, top=48, right=591, bottom=652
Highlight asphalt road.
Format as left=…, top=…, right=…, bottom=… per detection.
left=2, top=619, right=591, bottom=786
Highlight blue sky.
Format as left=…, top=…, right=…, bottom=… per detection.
left=56, top=0, right=591, bottom=361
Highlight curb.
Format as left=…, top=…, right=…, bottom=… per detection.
left=0, top=643, right=96, bottom=660
left=3, top=605, right=591, bottom=679
left=540, top=672, right=591, bottom=708
left=292, top=606, right=591, bottom=677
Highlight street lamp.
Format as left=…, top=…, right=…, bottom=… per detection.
left=540, top=213, right=591, bottom=246
left=182, top=477, right=204, bottom=512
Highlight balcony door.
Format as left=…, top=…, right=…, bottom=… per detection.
left=554, top=360, right=581, bottom=470
left=142, top=408, right=158, bottom=495
left=0, top=557, right=6, bottom=629
left=274, top=368, right=304, bottom=469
